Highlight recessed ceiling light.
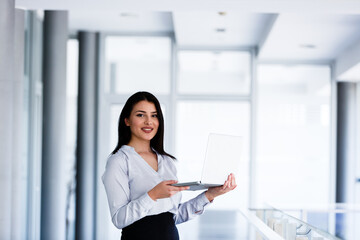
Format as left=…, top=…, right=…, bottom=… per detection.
left=299, top=44, right=316, bottom=49
left=119, top=12, right=138, bottom=18
left=218, top=12, right=227, bottom=16
left=215, top=28, right=226, bottom=33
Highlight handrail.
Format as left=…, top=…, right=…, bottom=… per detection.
left=238, top=207, right=285, bottom=240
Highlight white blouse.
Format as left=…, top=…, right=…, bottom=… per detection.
left=102, top=145, right=211, bottom=229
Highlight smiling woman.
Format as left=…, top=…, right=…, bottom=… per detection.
left=124, top=101, right=159, bottom=145
left=102, top=91, right=237, bottom=240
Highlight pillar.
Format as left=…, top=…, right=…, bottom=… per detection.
left=0, top=0, right=15, bottom=238
left=41, top=10, right=68, bottom=240
left=11, top=8, right=26, bottom=240
left=75, top=31, right=98, bottom=240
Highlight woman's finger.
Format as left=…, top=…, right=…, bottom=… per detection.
left=231, top=175, right=235, bottom=186
left=222, top=181, right=227, bottom=190
left=229, top=174, right=233, bottom=187
left=164, top=180, right=178, bottom=185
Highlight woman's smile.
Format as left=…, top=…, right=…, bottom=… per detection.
left=125, top=100, right=159, bottom=143
left=141, top=127, right=154, bottom=133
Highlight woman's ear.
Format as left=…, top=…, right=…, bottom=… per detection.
left=125, top=118, right=130, bottom=126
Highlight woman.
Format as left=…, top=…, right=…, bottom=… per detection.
left=102, top=91, right=236, bottom=240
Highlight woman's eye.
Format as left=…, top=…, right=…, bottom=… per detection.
left=152, top=115, right=158, bottom=118
left=136, top=114, right=144, bottom=117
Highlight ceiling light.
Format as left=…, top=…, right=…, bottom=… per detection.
left=119, top=12, right=138, bottom=18
left=299, top=44, right=316, bottom=49
left=215, top=28, right=226, bottom=33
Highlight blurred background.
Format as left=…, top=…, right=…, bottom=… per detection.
left=1, top=0, right=360, bottom=239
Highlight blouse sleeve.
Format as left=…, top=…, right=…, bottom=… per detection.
left=173, top=191, right=212, bottom=224
left=102, top=153, right=157, bottom=229
left=165, top=157, right=212, bottom=224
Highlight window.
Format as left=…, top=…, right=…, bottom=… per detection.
left=105, top=36, right=171, bottom=94
left=177, top=51, right=251, bottom=95
left=65, top=39, right=79, bottom=240
left=256, top=64, right=331, bottom=206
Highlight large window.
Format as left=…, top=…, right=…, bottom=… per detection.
left=177, top=51, right=251, bottom=95
left=99, top=35, right=337, bottom=239
left=175, top=50, right=252, bottom=240
left=105, top=36, right=171, bottom=94
left=256, top=64, right=331, bottom=206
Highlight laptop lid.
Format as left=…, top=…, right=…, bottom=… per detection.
left=172, top=133, right=243, bottom=190
left=200, top=133, right=243, bottom=184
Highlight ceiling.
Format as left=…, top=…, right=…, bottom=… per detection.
left=16, top=0, right=360, bottom=80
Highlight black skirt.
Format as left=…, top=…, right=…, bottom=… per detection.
left=121, top=212, right=179, bottom=240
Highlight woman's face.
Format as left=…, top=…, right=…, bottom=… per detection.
left=125, top=100, right=159, bottom=143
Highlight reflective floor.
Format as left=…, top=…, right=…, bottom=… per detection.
left=177, top=210, right=264, bottom=240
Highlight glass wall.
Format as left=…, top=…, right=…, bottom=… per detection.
left=104, top=36, right=171, bottom=95
left=177, top=51, right=251, bottom=95
left=25, top=11, right=43, bottom=240
left=356, top=82, right=360, bottom=205
left=65, top=39, right=79, bottom=240
left=174, top=50, right=252, bottom=240
left=16, top=10, right=342, bottom=240
left=98, top=33, right=338, bottom=240
left=256, top=64, right=332, bottom=206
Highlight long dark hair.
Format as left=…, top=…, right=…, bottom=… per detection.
left=111, top=91, right=175, bottom=159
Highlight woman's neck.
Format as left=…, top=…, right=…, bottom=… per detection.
left=127, top=140, right=152, bottom=153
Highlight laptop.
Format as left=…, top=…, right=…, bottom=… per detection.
left=172, top=133, right=243, bottom=191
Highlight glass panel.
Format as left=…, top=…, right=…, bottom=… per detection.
left=251, top=208, right=347, bottom=240
left=65, top=39, right=79, bottom=240
left=177, top=51, right=251, bottom=95
left=105, top=36, right=171, bottom=94
left=356, top=83, right=360, bottom=205
left=175, top=101, right=250, bottom=209
left=256, top=64, right=331, bottom=206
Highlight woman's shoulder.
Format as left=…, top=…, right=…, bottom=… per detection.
left=105, top=147, right=130, bottom=171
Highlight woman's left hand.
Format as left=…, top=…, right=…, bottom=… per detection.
left=205, top=173, right=237, bottom=202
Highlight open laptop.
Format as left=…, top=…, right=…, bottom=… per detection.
left=172, top=133, right=243, bottom=191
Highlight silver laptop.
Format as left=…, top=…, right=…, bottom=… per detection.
left=172, top=133, right=243, bottom=191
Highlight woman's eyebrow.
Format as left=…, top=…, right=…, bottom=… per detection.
left=135, top=110, right=157, bottom=113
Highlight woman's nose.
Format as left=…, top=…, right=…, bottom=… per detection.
left=144, top=117, right=152, bottom=125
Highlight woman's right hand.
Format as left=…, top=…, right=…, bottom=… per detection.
left=148, top=180, right=189, bottom=201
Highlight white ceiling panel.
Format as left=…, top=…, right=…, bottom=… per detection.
left=173, top=12, right=276, bottom=48
left=15, top=0, right=360, bottom=68
left=68, top=11, right=173, bottom=33
left=259, top=13, right=360, bottom=62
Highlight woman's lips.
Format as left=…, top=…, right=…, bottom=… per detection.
left=141, top=127, right=153, bottom=133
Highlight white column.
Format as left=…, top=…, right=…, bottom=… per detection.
left=0, top=0, right=15, bottom=238
left=11, top=9, right=26, bottom=240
